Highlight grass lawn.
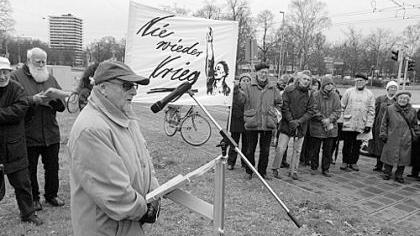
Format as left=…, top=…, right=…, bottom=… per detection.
left=0, top=102, right=419, bottom=236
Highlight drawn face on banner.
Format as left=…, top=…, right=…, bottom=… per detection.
left=214, top=62, right=227, bottom=80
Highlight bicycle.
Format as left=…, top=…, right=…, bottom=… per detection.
left=66, top=88, right=91, bottom=113
left=147, top=86, right=212, bottom=146
left=164, top=105, right=212, bottom=146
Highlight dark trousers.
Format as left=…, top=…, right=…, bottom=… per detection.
left=310, top=137, right=334, bottom=172
left=227, top=131, right=248, bottom=167
left=7, top=168, right=35, bottom=218
left=299, top=133, right=313, bottom=165
left=342, top=131, right=362, bottom=164
left=245, top=130, right=272, bottom=176
left=27, top=143, right=60, bottom=201
left=384, top=164, right=405, bottom=178
left=375, top=156, right=383, bottom=170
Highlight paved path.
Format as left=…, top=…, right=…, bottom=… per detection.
left=271, top=153, right=420, bottom=231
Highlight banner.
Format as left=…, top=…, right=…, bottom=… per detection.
left=125, top=2, right=239, bottom=106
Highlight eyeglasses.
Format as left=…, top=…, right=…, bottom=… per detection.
left=107, top=79, right=138, bottom=91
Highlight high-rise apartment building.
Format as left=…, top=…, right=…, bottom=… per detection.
left=49, top=14, right=83, bottom=66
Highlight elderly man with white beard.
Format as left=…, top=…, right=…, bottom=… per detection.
left=10, top=47, right=66, bottom=211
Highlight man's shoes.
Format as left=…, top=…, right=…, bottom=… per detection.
left=262, top=174, right=272, bottom=180
left=33, top=200, right=42, bottom=211
left=373, top=167, right=382, bottom=172
left=395, top=177, right=405, bottom=184
left=310, top=169, right=317, bottom=175
left=349, top=164, right=359, bottom=171
left=383, top=175, right=391, bottom=180
left=291, top=173, right=299, bottom=180
left=227, top=165, right=234, bottom=170
left=22, top=214, right=43, bottom=226
left=407, top=174, right=419, bottom=178
left=245, top=173, right=252, bottom=180
left=46, top=197, right=65, bottom=207
left=322, top=171, right=332, bottom=177
left=340, top=163, right=351, bottom=172
left=272, top=169, right=281, bottom=179
left=280, top=162, right=290, bottom=168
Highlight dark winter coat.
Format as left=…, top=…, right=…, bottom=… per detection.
left=230, top=86, right=245, bottom=133
left=279, top=84, right=315, bottom=137
left=411, top=109, right=420, bottom=169
left=10, top=65, right=65, bottom=147
left=0, top=80, right=30, bottom=174
left=380, top=103, right=418, bottom=166
left=237, top=77, right=282, bottom=131
left=309, top=89, right=341, bottom=138
left=369, top=95, right=395, bottom=156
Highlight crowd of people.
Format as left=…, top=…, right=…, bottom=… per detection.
left=227, top=62, right=420, bottom=184
left=1, top=47, right=420, bottom=235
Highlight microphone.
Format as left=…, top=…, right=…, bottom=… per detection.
left=150, top=82, right=192, bottom=113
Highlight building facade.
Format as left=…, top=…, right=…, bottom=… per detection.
left=49, top=14, right=83, bottom=66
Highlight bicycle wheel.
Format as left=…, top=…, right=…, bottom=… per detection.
left=66, top=92, right=80, bottom=113
left=163, top=109, right=179, bottom=136
left=180, top=113, right=211, bottom=146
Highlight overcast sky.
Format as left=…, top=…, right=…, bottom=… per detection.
left=10, top=0, right=420, bottom=46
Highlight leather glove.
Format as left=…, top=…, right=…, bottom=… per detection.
left=140, top=198, right=161, bottom=224
left=289, top=120, right=300, bottom=130
left=363, top=127, right=371, bottom=134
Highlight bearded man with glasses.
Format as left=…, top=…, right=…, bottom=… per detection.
left=10, top=47, right=66, bottom=211
left=67, top=61, right=160, bottom=236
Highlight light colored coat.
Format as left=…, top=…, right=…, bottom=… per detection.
left=341, top=87, right=375, bottom=132
left=68, top=88, right=159, bottom=236
left=380, top=103, right=417, bottom=166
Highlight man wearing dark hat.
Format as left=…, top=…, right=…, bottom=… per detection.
left=68, top=61, right=160, bottom=236
left=340, top=73, right=375, bottom=171
left=380, top=91, right=418, bottom=183
left=237, top=63, right=282, bottom=180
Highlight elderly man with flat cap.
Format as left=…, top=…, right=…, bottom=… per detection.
left=340, top=73, right=375, bottom=172
left=68, top=61, right=160, bottom=236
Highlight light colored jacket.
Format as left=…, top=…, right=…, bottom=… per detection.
left=237, top=76, right=282, bottom=131
left=68, top=88, right=159, bottom=236
left=341, top=87, right=375, bottom=132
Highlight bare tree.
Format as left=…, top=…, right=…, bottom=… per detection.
left=256, top=10, right=275, bottom=63
left=0, top=0, right=14, bottom=56
left=194, top=1, right=222, bottom=19
left=0, top=0, right=14, bottom=33
left=160, top=4, right=191, bottom=15
left=287, top=0, right=330, bottom=70
left=401, top=24, right=420, bottom=57
left=342, top=27, right=364, bottom=75
left=224, top=0, right=255, bottom=72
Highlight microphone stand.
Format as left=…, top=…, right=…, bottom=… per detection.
left=186, top=89, right=302, bottom=229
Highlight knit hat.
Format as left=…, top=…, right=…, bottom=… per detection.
left=395, top=90, right=411, bottom=98
left=354, top=73, right=368, bottom=80
left=254, top=63, right=269, bottom=72
left=321, top=77, right=334, bottom=88
left=386, top=81, right=398, bottom=90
